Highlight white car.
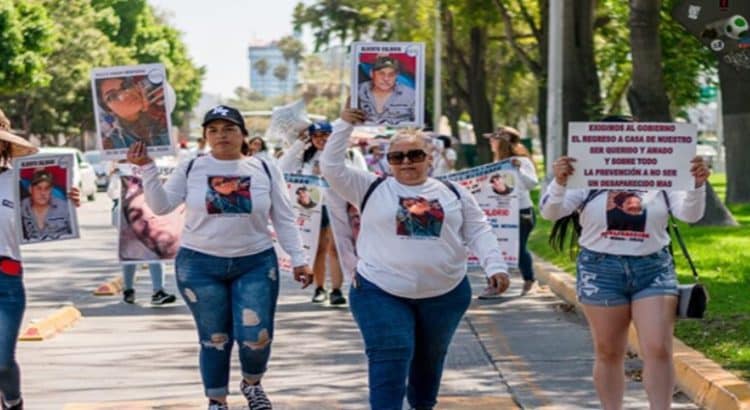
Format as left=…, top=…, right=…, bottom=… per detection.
left=33, top=147, right=98, bottom=201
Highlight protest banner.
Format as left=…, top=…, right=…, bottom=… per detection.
left=351, top=42, right=425, bottom=127
left=440, top=160, right=520, bottom=268
left=272, top=174, right=327, bottom=274
left=15, top=154, right=79, bottom=244
left=116, top=165, right=184, bottom=263
left=566, top=122, right=697, bottom=190
left=91, top=63, right=174, bottom=160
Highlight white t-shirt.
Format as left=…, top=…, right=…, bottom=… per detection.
left=140, top=155, right=307, bottom=265
left=539, top=180, right=706, bottom=256
left=0, top=169, right=21, bottom=261
left=321, top=120, right=508, bottom=299
left=508, top=156, right=538, bottom=209
left=432, top=147, right=457, bottom=176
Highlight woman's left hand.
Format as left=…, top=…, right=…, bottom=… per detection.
left=68, top=187, right=81, bottom=208
left=690, top=156, right=711, bottom=188
left=293, top=265, right=314, bottom=289
left=488, top=272, right=510, bottom=294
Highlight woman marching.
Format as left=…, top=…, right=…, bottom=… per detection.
left=539, top=116, right=709, bottom=410
left=321, top=108, right=510, bottom=409
left=0, top=109, right=81, bottom=410
left=278, top=121, right=366, bottom=305
left=127, top=105, right=312, bottom=410
left=480, top=126, right=539, bottom=297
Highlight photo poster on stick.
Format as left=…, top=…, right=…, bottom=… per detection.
left=566, top=122, right=697, bottom=191
left=272, top=174, right=327, bottom=275
left=351, top=42, right=425, bottom=127
left=15, top=153, right=80, bottom=245
left=91, top=63, right=174, bottom=160
left=439, top=160, right=520, bottom=268
left=116, top=164, right=185, bottom=264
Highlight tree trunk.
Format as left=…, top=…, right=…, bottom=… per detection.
left=718, top=63, right=750, bottom=204
left=627, top=0, right=671, bottom=121
left=466, top=27, right=494, bottom=164
left=562, top=0, right=601, bottom=154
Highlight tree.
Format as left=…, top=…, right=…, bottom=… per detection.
left=0, top=0, right=55, bottom=94
left=629, top=0, right=736, bottom=226
left=277, top=35, right=305, bottom=66
left=273, top=64, right=289, bottom=82
left=254, top=58, right=269, bottom=77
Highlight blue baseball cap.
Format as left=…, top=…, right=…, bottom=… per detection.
left=308, top=121, right=332, bottom=135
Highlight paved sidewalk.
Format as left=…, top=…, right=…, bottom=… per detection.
left=16, top=195, right=702, bottom=409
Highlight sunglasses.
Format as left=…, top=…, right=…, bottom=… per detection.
left=103, top=77, right=137, bottom=104
left=386, top=149, right=427, bottom=165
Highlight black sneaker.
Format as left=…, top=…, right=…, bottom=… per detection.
left=123, top=289, right=135, bottom=304
left=1, top=398, right=23, bottom=410
left=329, top=288, right=347, bottom=306
left=311, top=287, right=327, bottom=303
left=151, top=290, right=176, bottom=305
left=240, top=380, right=273, bottom=410
left=207, top=400, right=228, bottom=410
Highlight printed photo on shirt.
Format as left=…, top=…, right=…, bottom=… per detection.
left=15, top=154, right=79, bottom=244
left=489, top=172, right=515, bottom=196
left=396, top=196, right=444, bottom=238
left=295, top=186, right=319, bottom=210
left=606, top=191, right=647, bottom=232
left=91, top=63, right=173, bottom=160
left=206, top=175, right=252, bottom=215
left=351, top=42, right=425, bottom=127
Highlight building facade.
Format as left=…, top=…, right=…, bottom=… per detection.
left=248, top=41, right=298, bottom=97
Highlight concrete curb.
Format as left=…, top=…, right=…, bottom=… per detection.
left=93, top=276, right=123, bottom=296
left=18, top=306, right=82, bottom=341
left=533, top=257, right=750, bottom=410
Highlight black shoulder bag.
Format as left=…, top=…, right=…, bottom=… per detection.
left=662, top=191, right=709, bottom=319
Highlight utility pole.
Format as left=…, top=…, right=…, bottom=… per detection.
left=546, top=0, right=564, bottom=178
left=433, top=0, right=442, bottom=131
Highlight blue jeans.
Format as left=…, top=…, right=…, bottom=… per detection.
left=175, top=247, right=280, bottom=398
left=122, top=263, right=164, bottom=292
left=349, top=274, right=472, bottom=410
left=519, top=207, right=536, bottom=281
left=0, top=273, right=25, bottom=402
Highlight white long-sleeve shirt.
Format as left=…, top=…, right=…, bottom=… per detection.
left=509, top=156, right=538, bottom=209
left=321, top=120, right=508, bottom=299
left=539, top=180, right=706, bottom=256
left=140, top=155, right=307, bottom=265
left=0, top=169, right=21, bottom=261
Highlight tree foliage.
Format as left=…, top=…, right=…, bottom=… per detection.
left=0, top=0, right=55, bottom=93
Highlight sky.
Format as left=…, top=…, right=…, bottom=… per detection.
left=148, top=0, right=312, bottom=98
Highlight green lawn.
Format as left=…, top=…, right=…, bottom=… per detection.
left=527, top=174, right=750, bottom=380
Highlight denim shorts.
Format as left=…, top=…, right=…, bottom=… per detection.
left=576, top=247, right=678, bottom=307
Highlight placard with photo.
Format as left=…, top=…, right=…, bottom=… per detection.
left=15, top=154, right=79, bottom=244
left=91, top=63, right=174, bottom=160
left=351, top=42, right=425, bottom=127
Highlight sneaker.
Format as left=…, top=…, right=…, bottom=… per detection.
left=329, top=288, right=347, bottom=306
left=311, top=287, right=327, bottom=303
left=123, top=289, right=135, bottom=304
left=477, top=287, right=504, bottom=300
left=240, top=380, right=273, bottom=410
left=2, top=398, right=23, bottom=410
left=207, top=400, right=228, bottom=410
left=151, top=289, right=176, bottom=305
left=521, top=280, right=535, bottom=296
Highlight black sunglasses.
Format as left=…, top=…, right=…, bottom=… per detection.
left=386, top=149, right=427, bottom=165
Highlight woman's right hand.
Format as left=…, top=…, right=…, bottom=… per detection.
left=341, top=108, right=366, bottom=125
left=127, top=141, right=154, bottom=166
left=553, top=156, right=576, bottom=186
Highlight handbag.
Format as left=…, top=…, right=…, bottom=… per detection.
left=663, top=192, right=709, bottom=319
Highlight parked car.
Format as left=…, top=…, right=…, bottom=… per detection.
left=32, top=147, right=98, bottom=201
left=83, top=150, right=111, bottom=190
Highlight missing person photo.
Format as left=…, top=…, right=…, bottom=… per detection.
left=606, top=191, right=647, bottom=232
left=205, top=175, right=252, bottom=215
left=396, top=196, right=444, bottom=238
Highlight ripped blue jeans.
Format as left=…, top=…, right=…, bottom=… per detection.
left=175, top=247, right=279, bottom=398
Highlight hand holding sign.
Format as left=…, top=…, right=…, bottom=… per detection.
left=265, top=99, right=311, bottom=146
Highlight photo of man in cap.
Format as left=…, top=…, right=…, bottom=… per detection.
left=357, top=54, right=416, bottom=126
left=20, top=168, right=73, bottom=241
left=295, top=186, right=317, bottom=210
